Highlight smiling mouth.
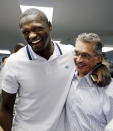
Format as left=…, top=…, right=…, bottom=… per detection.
left=31, top=39, right=43, bottom=49
left=32, top=39, right=41, bottom=44
left=76, top=63, right=86, bottom=68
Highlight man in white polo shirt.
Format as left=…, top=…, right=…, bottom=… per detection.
left=0, top=9, right=111, bottom=131
left=0, top=8, right=75, bottom=131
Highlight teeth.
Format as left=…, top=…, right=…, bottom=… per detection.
left=32, top=39, right=41, bottom=44
left=77, top=64, right=84, bottom=67
left=78, top=65, right=83, bottom=67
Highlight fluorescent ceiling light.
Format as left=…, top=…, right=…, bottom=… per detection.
left=0, top=50, right=11, bottom=54
left=20, top=5, right=53, bottom=22
left=102, top=47, right=113, bottom=52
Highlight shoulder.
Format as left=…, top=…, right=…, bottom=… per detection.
left=58, top=43, right=74, bottom=54
left=105, top=78, right=113, bottom=92
left=4, top=46, right=27, bottom=70
left=104, top=78, right=113, bottom=97
left=6, top=46, right=27, bottom=63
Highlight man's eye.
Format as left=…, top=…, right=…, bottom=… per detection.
left=82, top=53, right=90, bottom=58
left=23, top=31, right=29, bottom=35
left=75, top=51, right=80, bottom=56
left=33, top=27, right=43, bottom=32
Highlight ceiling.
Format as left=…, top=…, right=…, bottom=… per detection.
left=0, top=0, right=113, bottom=51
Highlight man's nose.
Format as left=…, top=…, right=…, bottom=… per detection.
left=29, top=32, right=37, bottom=39
left=76, top=55, right=83, bottom=62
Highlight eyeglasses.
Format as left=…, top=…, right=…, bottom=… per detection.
left=74, top=50, right=97, bottom=60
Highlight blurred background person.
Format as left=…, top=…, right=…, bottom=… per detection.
left=1, top=56, right=8, bottom=67
left=12, top=43, right=25, bottom=53
left=0, top=56, right=8, bottom=97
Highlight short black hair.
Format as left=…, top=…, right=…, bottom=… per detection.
left=2, top=56, right=8, bottom=62
left=19, top=8, right=49, bottom=27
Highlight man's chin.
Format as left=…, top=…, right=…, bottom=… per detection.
left=76, top=65, right=83, bottom=71
left=31, top=43, right=43, bottom=52
left=76, top=67, right=85, bottom=75
left=33, top=47, right=40, bottom=52
left=33, top=47, right=44, bottom=54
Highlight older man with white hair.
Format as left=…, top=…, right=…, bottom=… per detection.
left=66, top=33, right=113, bottom=131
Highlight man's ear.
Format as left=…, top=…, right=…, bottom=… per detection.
left=48, top=21, right=52, bottom=31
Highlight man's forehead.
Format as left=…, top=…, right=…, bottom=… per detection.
left=20, top=15, right=46, bottom=28
left=75, top=41, right=95, bottom=53
left=21, top=22, right=43, bottom=29
left=20, top=14, right=41, bottom=24
left=21, top=14, right=40, bottom=21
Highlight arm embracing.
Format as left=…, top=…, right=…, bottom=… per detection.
left=0, top=91, right=16, bottom=131
left=90, top=64, right=111, bottom=87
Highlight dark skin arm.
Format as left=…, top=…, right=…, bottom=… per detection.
left=90, top=64, right=111, bottom=87
left=0, top=90, right=16, bottom=131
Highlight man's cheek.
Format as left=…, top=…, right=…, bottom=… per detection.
left=74, top=56, right=77, bottom=63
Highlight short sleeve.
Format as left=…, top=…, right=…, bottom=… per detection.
left=2, top=56, right=19, bottom=94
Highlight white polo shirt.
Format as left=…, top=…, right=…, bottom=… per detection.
left=2, top=43, right=75, bottom=131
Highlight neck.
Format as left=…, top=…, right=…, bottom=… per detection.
left=38, top=41, right=54, bottom=60
left=78, top=73, right=85, bottom=79
left=78, top=70, right=93, bottom=79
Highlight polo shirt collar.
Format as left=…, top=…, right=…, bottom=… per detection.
left=26, top=42, right=62, bottom=61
